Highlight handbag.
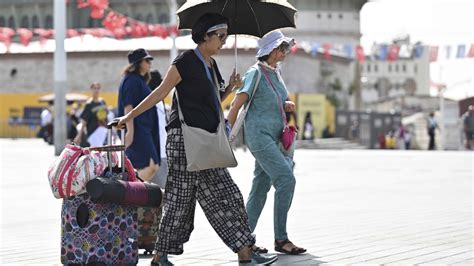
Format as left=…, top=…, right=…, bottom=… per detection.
left=175, top=49, right=237, bottom=171
left=47, top=144, right=118, bottom=199
left=261, top=65, right=297, bottom=151
left=229, top=63, right=262, bottom=144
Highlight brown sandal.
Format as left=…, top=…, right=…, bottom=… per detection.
left=275, top=239, right=306, bottom=255
left=251, top=245, right=268, bottom=254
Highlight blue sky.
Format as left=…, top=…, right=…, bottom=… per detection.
left=360, top=0, right=474, bottom=99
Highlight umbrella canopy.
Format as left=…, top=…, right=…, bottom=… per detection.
left=39, top=93, right=89, bottom=105
left=177, top=0, right=297, bottom=38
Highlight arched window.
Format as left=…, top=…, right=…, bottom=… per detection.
left=135, top=14, right=143, bottom=22
left=0, top=16, right=5, bottom=27
left=32, top=15, right=39, bottom=28
left=45, top=15, right=53, bottom=29
left=158, top=13, right=169, bottom=23
left=146, top=13, right=154, bottom=24
left=8, top=16, right=15, bottom=28
left=21, top=15, right=29, bottom=28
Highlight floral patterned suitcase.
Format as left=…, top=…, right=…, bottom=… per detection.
left=137, top=206, right=162, bottom=255
left=60, top=193, right=139, bottom=265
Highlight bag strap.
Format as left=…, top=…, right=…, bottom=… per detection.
left=242, top=63, right=262, bottom=112
left=260, top=65, right=287, bottom=126
left=57, top=145, right=83, bottom=198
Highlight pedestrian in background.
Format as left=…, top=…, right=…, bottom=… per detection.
left=148, top=69, right=169, bottom=188
left=73, top=82, right=108, bottom=147
left=114, top=13, right=277, bottom=266
left=427, top=112, right=438, bottom=150
left=462, top=105, right=474, bottom=150
left=227, top=30, right=306, bottom=255
left=117, top=48, right=160, bottom=182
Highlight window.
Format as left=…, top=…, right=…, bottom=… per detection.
left=45, top=15, right=53, bottom=29
left=21, top=16, right=29, bottom=28
left=32, top=15, right=39, bottom=28
left=395, top=64, right=399, bottom=72
left=135, top=14, right=143, bottom=22
left=339, top=14, right=343, bottom=19
left=328, top=13, right=332, bottom=19
left=158, top=13, right=169, bottom=24
left=402, top=64, right=406, bottom=72
left=8, top=16, right=15, bottom=28
left=0, top=16, right=5, bottom=27
left=374, top=64, right=378, bottom=72
left=146, top=14, right=154, bottom=24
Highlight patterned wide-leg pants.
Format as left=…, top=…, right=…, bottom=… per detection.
left=154, top=128, right=255, bottom=255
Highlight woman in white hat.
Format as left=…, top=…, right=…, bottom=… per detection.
left=228, top=30, right=306, bottom=255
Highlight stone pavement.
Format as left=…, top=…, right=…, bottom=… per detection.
left=0, top=139, right=473, bottom=265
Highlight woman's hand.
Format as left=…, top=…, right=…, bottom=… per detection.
left=114, top=114, right=130, bottom=130
left=284, top=101, right=296, bottom=112
left=228, top=69, right=243, bottom=90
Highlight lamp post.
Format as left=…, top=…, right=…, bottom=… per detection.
left=53, top=0, right=67, bottom=155
left=168, top=0, right=178, bottom=64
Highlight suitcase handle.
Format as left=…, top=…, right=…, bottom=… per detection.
left=107, top=120, right=126, bottom=129
left=89, top=145, right=125, bottom=152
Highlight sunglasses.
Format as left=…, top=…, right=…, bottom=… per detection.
left=209, top=32, right=228, bottom=42
left=279, top=44, right=290, bottom=55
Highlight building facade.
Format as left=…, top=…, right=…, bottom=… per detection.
left=0, top=0, right=185, bottom=29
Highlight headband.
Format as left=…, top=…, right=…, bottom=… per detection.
left=206, top=23, right=228, bottom=33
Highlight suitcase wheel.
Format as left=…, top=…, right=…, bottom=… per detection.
left=144, top=249, right=153, bottom=255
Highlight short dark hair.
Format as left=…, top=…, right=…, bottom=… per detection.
left=148, top=70, right=163, bottom=90
left=192, top=13, right=229, bottom=44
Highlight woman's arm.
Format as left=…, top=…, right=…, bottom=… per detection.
left=123, top=105, right=134, bottom=148
left=116, top=65, right=181, bottom=128
left=227, top=93, right=249, bottom=126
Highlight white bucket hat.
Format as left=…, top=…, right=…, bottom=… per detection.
left=256, top=30, right=295, bottom=58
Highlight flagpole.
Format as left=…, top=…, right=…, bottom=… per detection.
left=53, top=0, right=67, bottom=155
left=168, top=0, right=178, bottom=64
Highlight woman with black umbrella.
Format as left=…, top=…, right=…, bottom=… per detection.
left=114, top=13, right=277, bottom=266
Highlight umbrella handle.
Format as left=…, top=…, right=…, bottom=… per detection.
left=234, top=34, right=238, bottom=71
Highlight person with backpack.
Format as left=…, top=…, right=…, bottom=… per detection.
left=227, top=30, right=306, bottom=256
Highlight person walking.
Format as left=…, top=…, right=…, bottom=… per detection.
left=148, top=69, right=169, bottom=188
left=427, top=112, right=438, bottom=150
left=117, top=48, right=160, bottom=182
left=227, top=30, right=306, bottom=255
left=114, top=13, right=278, bottom=266
left=74, top=82, right=108, bottom=147
left=463, top=105, right=474, bottom=150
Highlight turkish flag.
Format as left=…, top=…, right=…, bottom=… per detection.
left=387, top=45, right=400, bottom=61
left=468, top=44, right=474, bottom=58
left=356, top=45, right=365, bottom=63
left=323, top=43, right=331, bottom=60
left=102, top=11, right=127, bottom=32
left=17, top=28, right=33, bottom=46
left=34, top=29, right=54, bottom=46
left=67, top=29, right=80, bottom=38
left=429, top=46, right=439, bottom=62
left=88, top=0, right=109, bottom=19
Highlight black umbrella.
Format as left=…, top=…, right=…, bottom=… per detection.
left=177, top=0, right=297, bottom=37
left=177, top=0, right=297, bottom=68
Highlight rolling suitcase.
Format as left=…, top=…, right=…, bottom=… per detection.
left=60, top=123, right=139, bottom=265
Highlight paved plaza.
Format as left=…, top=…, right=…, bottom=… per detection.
left=0, top=139, right=473, bottom=265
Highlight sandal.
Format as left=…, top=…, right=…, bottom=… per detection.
left=274, top=239, right=306, bottom=255
left=251, top=245, right=268, bottom=254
